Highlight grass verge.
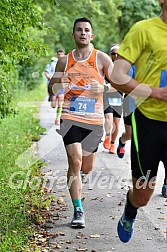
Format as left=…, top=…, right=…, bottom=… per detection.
left=0, top=84, right=49, bottom=251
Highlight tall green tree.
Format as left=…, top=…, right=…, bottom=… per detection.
left=43, top=0, right=122, bottom=53
left=118, top=0, right=161, bottom=40
left=43, top=0, right=161, bottom=52
left=0, top=0, right=47, bottom=119
left=0, top=0, right=161, bottom=120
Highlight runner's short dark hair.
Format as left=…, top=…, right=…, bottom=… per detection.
left=57, top=48, right=65, bottom=54
left=73, top=17, right=92, bottom=32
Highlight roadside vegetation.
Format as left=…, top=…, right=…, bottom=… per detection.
left=0, top=84, right=47, bottom=251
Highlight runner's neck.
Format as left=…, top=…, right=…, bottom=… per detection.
left=74, top=47, right=92, bottom=61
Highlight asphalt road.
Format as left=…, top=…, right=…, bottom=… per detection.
left=37, top=99, right=167, bottom=252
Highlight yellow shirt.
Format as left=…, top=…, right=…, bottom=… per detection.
left=118, top=17, right=167, bottom=121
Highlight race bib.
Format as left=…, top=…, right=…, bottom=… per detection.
left=108, top=97, right=122, bottom=106
left=70, top=96, right=96, bottom=115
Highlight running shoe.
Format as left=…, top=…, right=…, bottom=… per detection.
left=55, top=119, right=60, bottom=125
left=161, top=185, right=167, bottom=198
left=117, top=210, right=135, bottom=243
left=71, top=207, right=85, bottom=228
left=117, top=137, right=125, bottom=158
left=109, top=143, right=116, bottom=154
left=103, top=136, right=111, bottom=149
left=80, top=170, right=86, bottom=183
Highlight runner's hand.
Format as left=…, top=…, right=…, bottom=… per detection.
left=61, top=77, right=70, bottom=89
left=151, top=86, right=167, bottom=102
left=91, top=79, right=104, bottom=94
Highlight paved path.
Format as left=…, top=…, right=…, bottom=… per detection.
left=37, top=99, right=167, bottom=252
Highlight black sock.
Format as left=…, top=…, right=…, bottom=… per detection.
left=125, top=191, right=138, bottom=220
left=120, top=137, right=125, bottom=146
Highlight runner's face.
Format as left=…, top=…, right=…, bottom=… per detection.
left=72, top=22, right=94, bottom=46
left=57, top=52, right=64, bottom=59
left=110, top=49, right=118, bottom=62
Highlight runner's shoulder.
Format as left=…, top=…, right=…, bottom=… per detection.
left=97, top=50, right=113, bottom=66
left=56, top=55, right=67, bottom=71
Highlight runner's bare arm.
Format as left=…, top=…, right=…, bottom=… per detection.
left=48, top=56, right=68, bottom=95
left=110, top=56, right=167, bottom=102
left=44, top=71, right=51, bottom=80
left=96, top=51, right=118, bottom=93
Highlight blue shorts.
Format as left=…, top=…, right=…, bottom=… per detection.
left=49, top=89, right=64, bottom=100
left=59, top=89, right=64, bottom=95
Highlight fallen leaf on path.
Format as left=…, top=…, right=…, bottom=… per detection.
left=90, top=234, right=100, bottom=238
left=57, top=197, right=64, bottom=204
left=66, top=240, right=73, bottom=244
left=58, top=231, right=65, bottom=236
left=76, top=248, right=88, bottom=251
left=81, top=197, right=85, bottom=202
left=110, top=215, right=117, bottom=220
left=55, top=244, right=62, bottom=248
left=76, top=233, right=87, bottom=239
left=91, top=197, right=99, bottom=201
left=118, top=201, right=123, bottom=206
left=41, top=186, right=50, bottom=193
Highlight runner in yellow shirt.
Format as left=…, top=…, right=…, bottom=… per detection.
left=110, top=0, right=167, bottom=243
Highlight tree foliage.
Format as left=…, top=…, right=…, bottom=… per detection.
left=43, top=0, right=161, bottom=52
left=0, top=0, right=47, bottom=119
left=0, top=0, right=161, bottom=120
left=39, top=0, right=122, bottom=54
left=118, top=0, right=161, bottom=40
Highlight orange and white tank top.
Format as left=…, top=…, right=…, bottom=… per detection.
left=62, top=49, right=104, bottom=125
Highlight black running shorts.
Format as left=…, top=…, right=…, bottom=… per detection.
left=57, top=119, right=103, bottom=153
left=131, top=108, right=167, bottom=181
left=103, top=92, right=123, bottom=118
